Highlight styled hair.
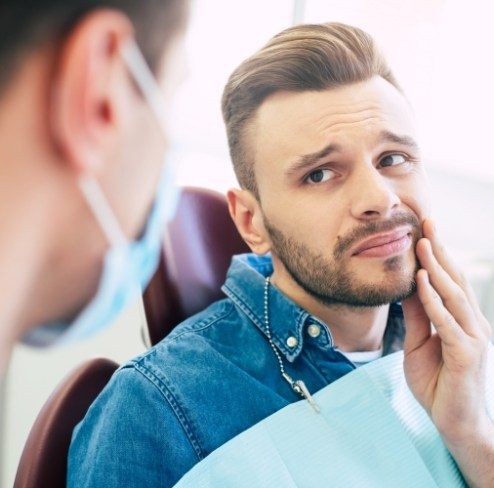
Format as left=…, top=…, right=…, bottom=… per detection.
left=221, top=22, right=401, bottom=196
left=0, top=0, right=188, bottom=92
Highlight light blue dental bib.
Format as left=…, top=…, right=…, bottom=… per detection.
left=175, top=350, right=494, bottom=487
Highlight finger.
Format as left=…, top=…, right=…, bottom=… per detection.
left=422, top=219, right=462, bottom=282
left=416, top=269, right=466, bottom=347
left=423, top=219, right=491, bottom=338
left=402, top=292, right=432, bottom=353
left=417, top=238, right=479, bottom=337
left=423, top=219, right=483, bottom=313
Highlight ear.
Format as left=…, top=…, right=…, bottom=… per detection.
left=50, top=9, right=134, bottom=176
left=227, top=188, right=271, bottom=255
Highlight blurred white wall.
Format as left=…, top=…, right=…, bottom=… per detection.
left=4, top=0, right=494, bottom=486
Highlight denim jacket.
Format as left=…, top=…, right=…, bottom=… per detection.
left=68, top=254, right=405, bottom=487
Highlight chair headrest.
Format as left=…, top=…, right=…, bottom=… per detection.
left=143, top=187, right=250, bottom=345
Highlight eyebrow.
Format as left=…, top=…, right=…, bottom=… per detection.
left=286, top=143, right=341, bottom=176
left=286, top=130, right=420, bottom=176
left=379, top=130, right=419, bottom=151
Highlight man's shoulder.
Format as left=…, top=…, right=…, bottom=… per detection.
left=136, top=297, right=235, bottom=351
left=166, top=297, right=237, bottom=343
left=123, top=297, right=241, bottom=388
left=68, top=297, right=245, bottom=487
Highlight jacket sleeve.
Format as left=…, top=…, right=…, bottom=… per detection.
left=67, top=364, right=201, bottom=487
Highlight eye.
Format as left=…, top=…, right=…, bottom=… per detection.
left=379, top=153, right=408, bottom=168
left=305, top=168, right=335, bottom=184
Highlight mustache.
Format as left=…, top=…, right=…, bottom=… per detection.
left=334, top=212, right=422, bottom=259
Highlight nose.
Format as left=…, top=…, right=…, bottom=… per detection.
left=349, top=165, right=400, bottom=221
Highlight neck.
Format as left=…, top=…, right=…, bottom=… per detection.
left=0, top=183, right=45, bottom=376
left=270, top=266, right=389, bottom=353
left=0, top=150, right=98, bottom=354
left=0, top=152, right=50, bottom=360
left=0, top=58, right=62, bottom=358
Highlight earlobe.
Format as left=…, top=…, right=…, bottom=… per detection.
left=49, top=9, right=134, bottom=177
left=227, top=188, right=271, bottom=255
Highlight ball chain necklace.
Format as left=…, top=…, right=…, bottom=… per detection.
left=264, top=276, right=320, bottom=413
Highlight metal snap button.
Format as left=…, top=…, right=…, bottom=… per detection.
left=286, top=336, right=298, bottom=348
left=307, top=324, right=321, bottom=338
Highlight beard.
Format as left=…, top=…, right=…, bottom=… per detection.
left=264, top=212, right=422, bottom=308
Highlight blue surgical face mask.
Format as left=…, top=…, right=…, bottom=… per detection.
left=22, top=40, right=180, bottom=347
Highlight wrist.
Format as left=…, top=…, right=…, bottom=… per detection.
left=443, top=413, right=494, bottom=451
left=439, top=415, right=494, bottom=488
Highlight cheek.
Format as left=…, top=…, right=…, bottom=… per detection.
left=398, top=172, right=431, bottom=220
left=269, top=198, right=344, bottom=253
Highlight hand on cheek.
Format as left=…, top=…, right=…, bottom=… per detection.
left=402, top=218, right=493, bottom=447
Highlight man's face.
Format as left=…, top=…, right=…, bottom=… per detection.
left=252, top=76, right=429, bottom=307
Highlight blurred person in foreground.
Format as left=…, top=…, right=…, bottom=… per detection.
left=0, top=0, right=190, bottom=376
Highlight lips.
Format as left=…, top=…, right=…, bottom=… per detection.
left=352, top=227, right=412, bottom=257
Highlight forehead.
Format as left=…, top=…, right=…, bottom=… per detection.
left=252, top=76, right=416, bottom=164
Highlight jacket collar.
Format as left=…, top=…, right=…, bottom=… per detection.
left=223, top=254, right=331, bottom=363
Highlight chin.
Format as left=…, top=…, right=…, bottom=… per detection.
left=352, top=255, right=417, bottom=304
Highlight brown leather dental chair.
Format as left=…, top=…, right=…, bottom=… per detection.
left=14, top=358, right=119, bottom=488
left=143, top=186, right=249, bottom=345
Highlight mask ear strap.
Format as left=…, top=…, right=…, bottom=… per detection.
left=79, top=176, right=128, bottom=246
left=78, top=40, right=168, bottom=248
left=120, top=39, right=169, bottom=135
left=79, top=40, right=172, bottom=247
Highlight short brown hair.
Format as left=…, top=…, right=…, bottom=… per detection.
left=221, top=22, right=401, bottom=196
left=0, top=0, right=188, bottom=93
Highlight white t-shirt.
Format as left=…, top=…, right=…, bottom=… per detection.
left=339, top=346, right=384, bottom=368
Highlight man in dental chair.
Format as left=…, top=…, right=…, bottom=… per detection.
left=69, top=22, right=494, bottom=487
